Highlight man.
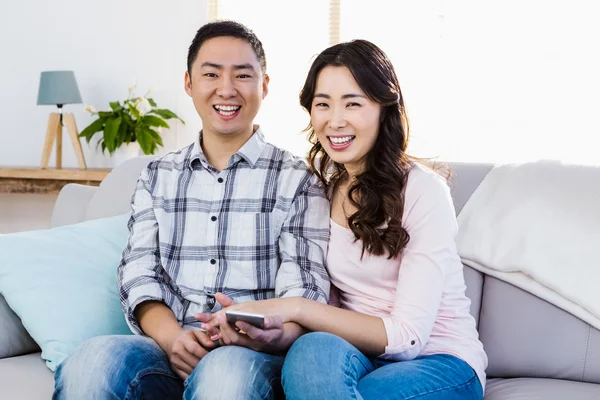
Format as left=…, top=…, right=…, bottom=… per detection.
left=53, top=20, right=330, bottom=400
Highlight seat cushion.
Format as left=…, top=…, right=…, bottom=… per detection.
left=0, top=353, right=54, bottom=399
left=485, top=378, right=600, bottom=399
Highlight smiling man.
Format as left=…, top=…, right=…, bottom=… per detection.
left=52, top=21, right=330, bottom=400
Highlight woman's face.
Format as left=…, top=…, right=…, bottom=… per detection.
left=310, top=66, right=381, bottom=176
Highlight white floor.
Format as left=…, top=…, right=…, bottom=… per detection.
left=0, top=193, right=57, bottom=234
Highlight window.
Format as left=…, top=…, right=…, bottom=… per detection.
left=213, top=0, right=600, bottom=164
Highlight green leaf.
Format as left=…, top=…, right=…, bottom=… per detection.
left=103, top=117, right=122, bottom=152
left=142, top=115, right=170, bottom=128
left=79, top=118, right=104, bottom=143
left=144, top=127, right=164, bottom=147
left=122, top=113, right=135, bottom=142
left=109, top=101, right=122, bottom=111
left=150, top=109, right=185, bottom=124
left=127, top=101, right=141, bottom=120
left=116, top=119, right=129, bottom=148
left=95, top=139, right=106, bottom=153
left=147, top=98, right=157, bottom=107
left=136, top=126, right=153, bottom=155
left=98, top=111, right=113, bottom=118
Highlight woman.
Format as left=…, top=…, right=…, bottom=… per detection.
left=200, top=39, right=487, bottom=399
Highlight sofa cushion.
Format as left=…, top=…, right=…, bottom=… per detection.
left=479, top=277, right=600, bottom=383
left=0, top=214, right=133, bottom=371
left=485, top=378, right=600, bottom=399
left=0, top=353, right=54, bottom=400
left=0, top=294, right=38, bottom=359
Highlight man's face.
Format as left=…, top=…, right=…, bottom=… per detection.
left=185, top=36, right=269, bottom=139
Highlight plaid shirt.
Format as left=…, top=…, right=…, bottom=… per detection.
left=118, top=129, right=331, bottom=334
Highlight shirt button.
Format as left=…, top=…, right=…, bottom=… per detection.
left=210, top=259, right=216, bottom=265
left=211, top=216, right=217, bottom=222
left=217, top=177, right=224, bottom=183
left=411, top=340, right=416, bottom=345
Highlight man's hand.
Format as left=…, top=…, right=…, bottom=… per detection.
left=163, top=329, right=215, bottom=380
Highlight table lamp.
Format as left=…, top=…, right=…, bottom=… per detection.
left=37, top=70, right=87, bottom=169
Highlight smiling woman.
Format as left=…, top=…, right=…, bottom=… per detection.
left=309, top=66, right=382, bottom=176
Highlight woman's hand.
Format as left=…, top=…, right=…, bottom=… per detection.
left=194, top=293, right=302, bottom=353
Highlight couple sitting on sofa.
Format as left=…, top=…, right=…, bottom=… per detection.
left=53, top=20, right=487, bottom=400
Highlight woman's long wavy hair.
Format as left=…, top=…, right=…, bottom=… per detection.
left=301, top=40, right=412, bottom=259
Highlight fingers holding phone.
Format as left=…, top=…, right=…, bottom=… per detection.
left=225, top=310, right=265, bottom=329
left=234, top=315, right=284, bottom=342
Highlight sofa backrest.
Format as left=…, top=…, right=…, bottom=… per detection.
left=84, top=156, right=157, bottom=222
left=478, top=275, right=600, bottom=383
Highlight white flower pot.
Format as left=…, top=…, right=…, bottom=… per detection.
left=111, top=142, right=142, bottom=167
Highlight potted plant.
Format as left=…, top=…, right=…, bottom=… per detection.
left=80, top=84, right=184, bottom=156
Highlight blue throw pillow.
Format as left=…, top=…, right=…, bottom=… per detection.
left=0, top=214, right=133, bottom=371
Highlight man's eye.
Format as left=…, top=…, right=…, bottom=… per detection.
left=204, top=73, right=217, bottom=78
left=238, top=74, right=251, bottom=79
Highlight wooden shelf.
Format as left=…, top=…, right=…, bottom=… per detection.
left=0, top=168, right=110, bottom=182
left=0, top=167, right=112, bottom=194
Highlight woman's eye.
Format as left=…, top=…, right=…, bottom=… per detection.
left=347, top=102, right=360, bottom=107
left=315, top=103, right=328, bottom=108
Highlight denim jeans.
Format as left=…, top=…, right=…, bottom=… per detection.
left=282, top=332, right=483, bottom=400
left=53, top=335, right=285, bottom=400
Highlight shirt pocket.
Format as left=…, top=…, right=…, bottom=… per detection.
left=232, top=211, right=280, bottom=247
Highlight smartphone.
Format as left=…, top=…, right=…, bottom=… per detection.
left=225, top=310, right=265, bottom=329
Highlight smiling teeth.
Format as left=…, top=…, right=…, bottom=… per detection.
left=214, top=105, right=241, bottom=116
left=330, top=136, right=354, bottom=144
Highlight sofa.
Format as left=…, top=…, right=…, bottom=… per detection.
left=1, top=157, right=600, bottom=399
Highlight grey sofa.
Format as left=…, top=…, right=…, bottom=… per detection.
left=1, top=157, right=600, bottom=399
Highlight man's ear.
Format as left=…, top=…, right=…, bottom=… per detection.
left=184, top=71, right=192, bottom=97
left=262, top=73, right=270, bottom=99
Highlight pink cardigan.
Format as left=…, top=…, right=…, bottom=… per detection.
left=327, top=164, right=488, bottom=389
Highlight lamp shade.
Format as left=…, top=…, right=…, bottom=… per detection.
left=37, top=71, right=82, bottom=106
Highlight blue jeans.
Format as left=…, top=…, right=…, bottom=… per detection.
left=282, top=332, right=483, bottom=400
left=53, top=335, right=285, bottom=400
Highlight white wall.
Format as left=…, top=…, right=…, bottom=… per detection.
left=0, top=0, right=207, bottom=168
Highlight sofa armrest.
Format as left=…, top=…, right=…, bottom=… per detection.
left=50, top=184, right=98, bottom=228
left=0, top=294, right=39, bottom=359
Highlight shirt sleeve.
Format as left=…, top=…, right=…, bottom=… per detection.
left=276, top=173, right=331, bottom=303
left=379, top=172, right=459, bottom=361
left=117, top=165, right=183, bottom=335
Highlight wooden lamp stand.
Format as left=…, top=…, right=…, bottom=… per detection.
left=40, top=106, right=87, bottom=170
